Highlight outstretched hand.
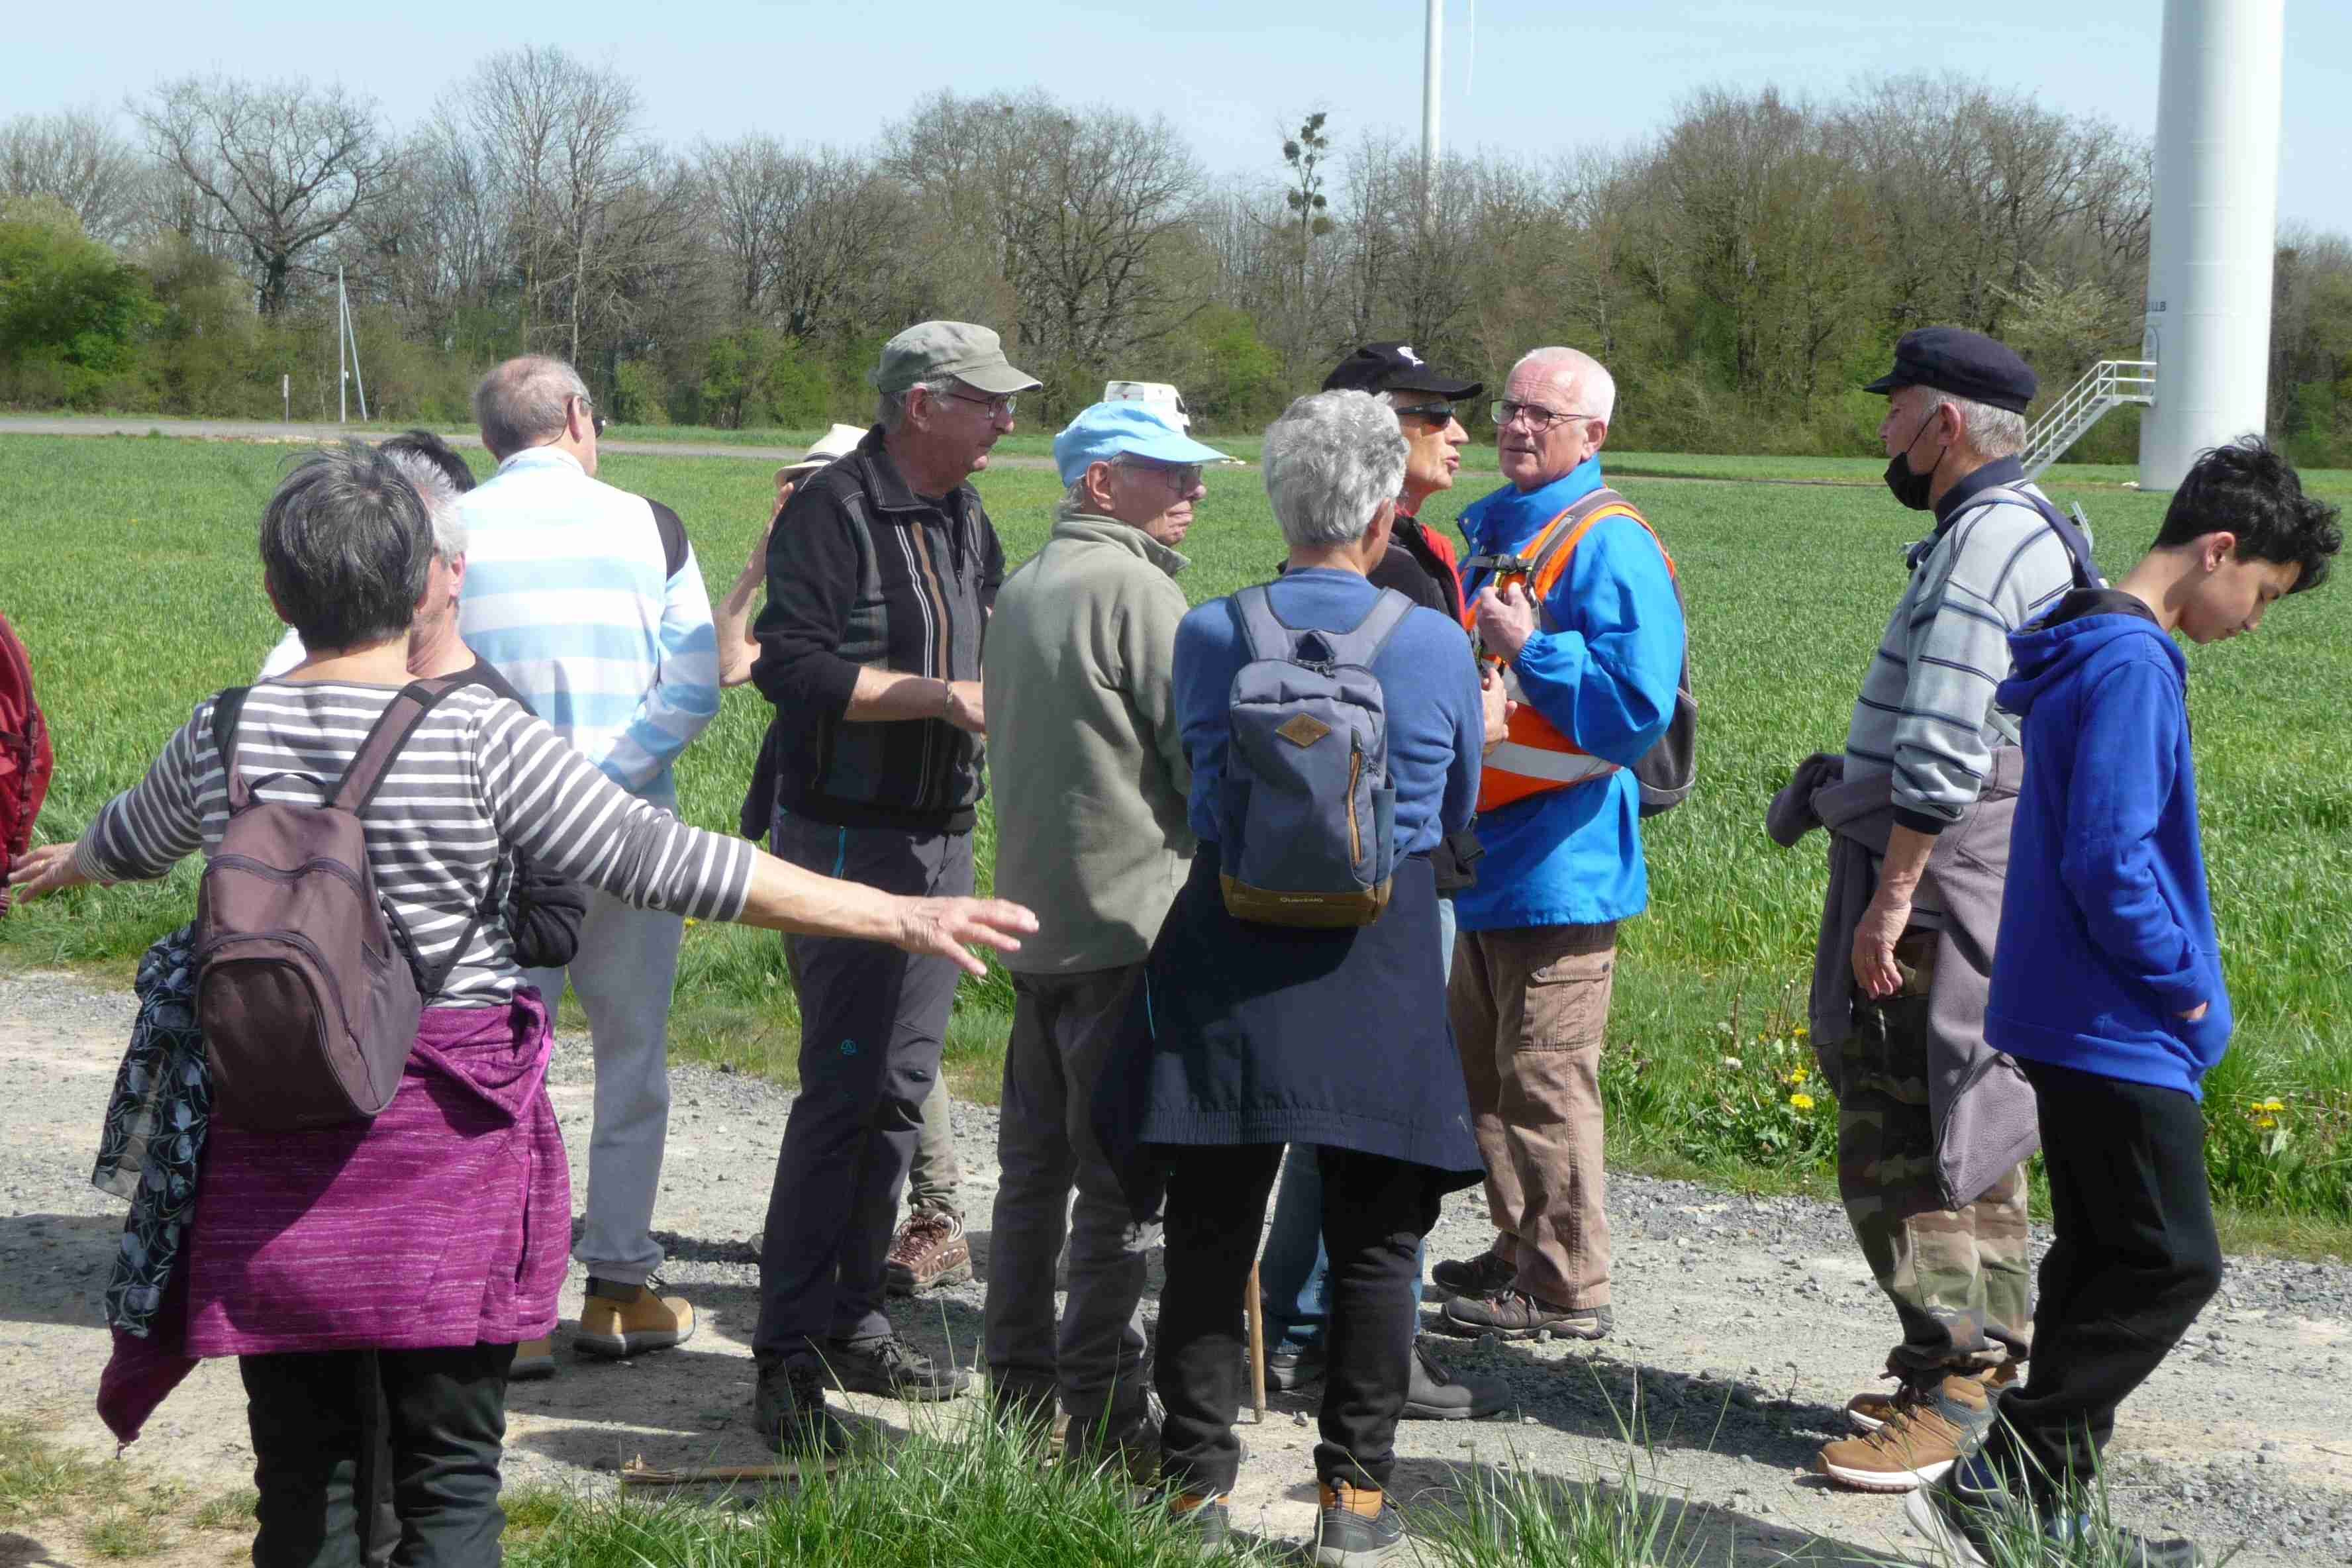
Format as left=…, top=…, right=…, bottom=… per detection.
left=5, top=843, right=91, bottom=905
left=893, top=896, right=1038, bottom=976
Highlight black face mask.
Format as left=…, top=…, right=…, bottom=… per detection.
left=1883, top=405, right=1947, bottom=511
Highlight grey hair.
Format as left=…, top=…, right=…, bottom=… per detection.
left=1261, top=391, right=1409, bottom=549
left=260, top=443, right=434, bottom=652
left=877, top=374, right=960, bottom=433
left=1509, top=346, right=1618, bottom=426
left=381, top=448, right=468, bottom=559
left=1914, top=389, right=2028, bottom=460
left=472, top=355, right=591, bottom=459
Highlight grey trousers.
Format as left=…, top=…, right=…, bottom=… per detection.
left=907, top=1076, right=963, bottom=1218
left=981, top=964, right=1157, bottom=1430
left=754, top=818, right=973, bottom=1359
left=525, top=890, right=685, bottom=1288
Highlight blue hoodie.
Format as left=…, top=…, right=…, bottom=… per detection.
left=1987, top=589, right=2234, bottom=1099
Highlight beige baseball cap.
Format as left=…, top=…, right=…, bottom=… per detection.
left=875, top=320, right=1042, bottom=398
left=780, top=423, right=869, bottom=476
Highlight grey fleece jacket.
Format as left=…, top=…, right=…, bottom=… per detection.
left=981, top=508, right=1197, bottom=973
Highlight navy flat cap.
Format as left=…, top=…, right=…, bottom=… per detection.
left=1863, top=326, right=2037, bottom=415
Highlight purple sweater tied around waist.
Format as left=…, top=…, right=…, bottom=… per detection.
left=99, top=991, right=567, bottom=1445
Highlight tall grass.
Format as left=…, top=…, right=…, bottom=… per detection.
left=5, top=433, right=2347, bottom=1225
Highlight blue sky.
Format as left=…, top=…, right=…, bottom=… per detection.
left=20, top=1, right=2350, bottom=232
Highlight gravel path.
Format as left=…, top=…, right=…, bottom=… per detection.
left=3, top=965, right=2347, bottom=1566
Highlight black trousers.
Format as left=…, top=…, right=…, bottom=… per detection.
left=755, top=818, right=973, bottom=1361
left=1157, top=1142, right=1442, bottom=1495
left=240, top=1343, right=514, bottom=1568
left=1979, top=1059, right=2223, bottom=1494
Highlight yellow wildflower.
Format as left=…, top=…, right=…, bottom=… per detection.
left=2260, top=1099, right=2285, bottom=1113
left=2256, top=1116, right=2278, bottom=1130
left=1790, top=1066, right=1809, bottom=1085
left=1789, top=1093, right=1816, bottom=1111
left=1794, top=1026, right=1808, bottom=1040
left=683, top=918, right=700, bottom=928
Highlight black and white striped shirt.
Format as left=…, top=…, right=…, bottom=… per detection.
left=74, top=681, right=755, bottom=1006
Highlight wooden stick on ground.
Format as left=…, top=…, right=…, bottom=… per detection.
left=619, top=1454, right=840, bottom=1487
left=1246, top=1259, right=1267, bottom=1424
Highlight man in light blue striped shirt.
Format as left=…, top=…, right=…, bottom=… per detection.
left=458, top=356, right=720, bottom=1369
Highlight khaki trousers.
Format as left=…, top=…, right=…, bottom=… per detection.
left=1447, top=922, right=1618, bottom=1310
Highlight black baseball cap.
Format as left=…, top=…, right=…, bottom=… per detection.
left=1863, top=326, right=2037, bottom=415
left=1322, top=342, right=1483, bottom=403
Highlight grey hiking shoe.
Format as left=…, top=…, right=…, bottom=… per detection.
left=753, top=1355, right=850, bottom=1456
left=1165, top=1490, right=1232, bottom=1553
left=818, top=1334, right=971, bottom=1401
left=1401, top=1335, right=1510, bottom=1420
left=1265, top=1338, right=1328, bottom=1392
left=1315, top=1479, right=1412, bottom=1566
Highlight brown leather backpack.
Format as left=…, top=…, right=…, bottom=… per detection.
left=195, top=675, right=481, bottom=1130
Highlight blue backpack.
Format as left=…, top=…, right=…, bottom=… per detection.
left=1218, top=586, right=1414, bottom=928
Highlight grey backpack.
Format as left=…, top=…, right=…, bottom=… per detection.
left=195, top=675, right=482, bottom=1130
left=1218, top=586, right=1414, bottom=928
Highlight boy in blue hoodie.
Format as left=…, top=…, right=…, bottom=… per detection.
left=1908, top=438, right=2341, bottom=1568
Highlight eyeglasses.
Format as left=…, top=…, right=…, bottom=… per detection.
left=1491, top=400, right=1597, bottom=433
left=1114, top=460, right=1204, bottom=491
left=942, top=389, right=1019, bottom=420
left=572, top=395, right=605, bottom=438
left=1392, top=401, right=1459, bottom=425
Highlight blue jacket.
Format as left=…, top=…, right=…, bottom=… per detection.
left=1987, top=589, right=2233, bottom=1099
left=1173, top=569, right=1484, bottom=859
left=1453, top=460, right=1685, bottom=930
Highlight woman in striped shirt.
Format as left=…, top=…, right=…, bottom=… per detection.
left=8, top=444, right=1033, bottom=1568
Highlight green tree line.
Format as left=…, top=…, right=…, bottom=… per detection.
left=5, top=58, right=2350, bottom=464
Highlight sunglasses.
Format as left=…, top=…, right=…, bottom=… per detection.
left=1392, top=401, right=1459, bottom=424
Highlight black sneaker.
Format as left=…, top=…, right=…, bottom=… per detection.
left=753, top=1355, right=850, bottom=1455
left=1401, top=1335, right=1510, bottom=1420
left=819, top=1335, right=971, bottom=1401
left=1314, top=1480, right=1410, bottom=1567
left=1439, top=1289, right=1611, bottom=1341
left=1265, top=1338, right=1328, bottom=1393
left=1429, top=1250, right=1514, bottom=1300
left=1902, top=1455, right=2206, bottom=1568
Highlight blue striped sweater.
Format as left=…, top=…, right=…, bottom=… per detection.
left=456, top=449, right=720, bottom=801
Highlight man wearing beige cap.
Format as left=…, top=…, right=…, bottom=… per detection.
left=747, top=322, right=1040, bottom=1452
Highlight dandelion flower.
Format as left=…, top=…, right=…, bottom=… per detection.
left=1791, top=1067, right=1810, bottom=1085
left=2256, top=1116, right=2278, bottom=1130
left=683, top=918, right=700, bottom=928
left=1789, top=1093, right=1816, bottom=1111
left=2260, top=1099, right=2285, bottom=1113
left=1794, top=1026, right=1808, bottom=1040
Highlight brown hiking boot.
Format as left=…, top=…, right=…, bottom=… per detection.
left=1438, top=1288, right=1611, bottom=1341
left=1816, top=1371, right=1996, bottom=1493
left=576, top=1275, right=696, bottom=1359
left=883, top=1208, right=973, bottom=1295
left=1848, top=1359, right=2019, bottom=1433
left=508, top=1336, right=556, bottom=1381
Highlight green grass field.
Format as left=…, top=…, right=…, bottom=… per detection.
left=4, top=432, right=2347, bottom=1238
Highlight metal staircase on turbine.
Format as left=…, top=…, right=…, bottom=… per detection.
left=2021, top=360, right=2157, bottom=479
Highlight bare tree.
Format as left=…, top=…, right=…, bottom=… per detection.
left=696, top=136, right=914, bottom=336
left=1, top=107, right=145, bottom=245
left=132, top=75, right=395, bottom=315
left=887, top=91, right=1204, bottom=403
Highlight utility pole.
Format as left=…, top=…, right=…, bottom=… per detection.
left=1422, top=0, right=1442, bottom=187
left=336, top=266, right=370, bottom=424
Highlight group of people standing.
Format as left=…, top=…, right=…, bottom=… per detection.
left=7, top=310, right=2339, bottom=1568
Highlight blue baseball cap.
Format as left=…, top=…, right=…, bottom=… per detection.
left=1054, top=402, right=1231, bottom=487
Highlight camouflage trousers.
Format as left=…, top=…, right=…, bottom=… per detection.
left=1829, top=932, right=2032, bottom=1375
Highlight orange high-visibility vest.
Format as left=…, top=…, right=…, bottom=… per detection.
left=1465, top=496, right=1680, bottom=813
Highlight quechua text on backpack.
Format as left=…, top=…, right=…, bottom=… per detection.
left=1218, top=586, right=1414, bottom=928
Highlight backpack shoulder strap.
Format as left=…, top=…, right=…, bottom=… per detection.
left=1526, top=489, right=1651, bottom=602
left=332, top=674, right=483, bottom=814
left=1963, top=484, right=2104, bottom=590
left=1318, top=588, right=1416, bottom=667
left=211, top=687, right=254, bottom=809
left=1232, top=585, right=1295, bottom=664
